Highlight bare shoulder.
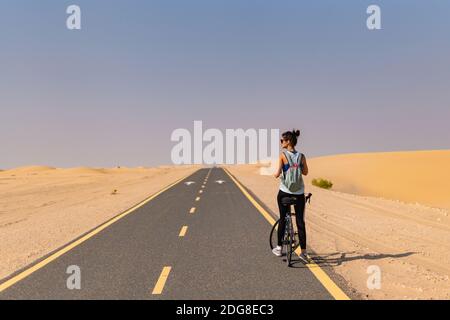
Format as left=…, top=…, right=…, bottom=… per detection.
left=301, top=153, right=307, bottom=162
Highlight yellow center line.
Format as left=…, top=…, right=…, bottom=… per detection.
left=189, top=207, right=196, bottom=214
left=151, top=266, right=172, bottom=295
left=179, top=226, right=188, bottom=237
left=223, top=167, right=350, bottom=301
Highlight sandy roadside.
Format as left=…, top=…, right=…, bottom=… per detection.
left=226, top=164, right=450, bottom=300
left=303, top=150, right=450, bottom=211
left=0, top=165, right=199, bottom=280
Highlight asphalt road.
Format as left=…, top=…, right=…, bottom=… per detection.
left=0, top=168, right=337, bottom=300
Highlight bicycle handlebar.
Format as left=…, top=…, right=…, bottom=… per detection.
left=305, top=193, right=312, bottom=204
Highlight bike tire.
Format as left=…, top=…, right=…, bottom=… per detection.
left=284, top=220, right=293, bottom=266
left=269, top=219, right=280, bottom=250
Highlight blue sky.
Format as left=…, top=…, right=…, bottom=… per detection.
left=1, top=1, right=449, bottom=168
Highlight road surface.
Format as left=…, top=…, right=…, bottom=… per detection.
left=0, top=168, right=347, bottom=300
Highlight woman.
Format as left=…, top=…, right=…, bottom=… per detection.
left=272, top=129, right=309, bottom=263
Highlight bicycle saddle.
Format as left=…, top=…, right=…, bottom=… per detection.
left=281, top=193, right=313, bottom=206
left=281, top=197, right=297, bottom=206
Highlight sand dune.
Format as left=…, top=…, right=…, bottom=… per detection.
left=305, top=150, right=450, bottom=210
left=0, top=165, right=198, bottom=280
left=5, top=165, right=56, bottom=174
left=227, top=151, right=450, bottom=299
left=62, top=167, right=110, bottom=174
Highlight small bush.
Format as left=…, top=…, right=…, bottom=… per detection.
left=312, top=178, right=333, bottom=190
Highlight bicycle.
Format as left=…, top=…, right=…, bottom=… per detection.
left=270, top=193, right=312, bottom=266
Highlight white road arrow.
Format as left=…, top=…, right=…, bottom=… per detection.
left=184, top=181, right=196, bottom=186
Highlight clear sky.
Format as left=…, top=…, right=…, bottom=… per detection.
left=1, top=0, right=449, bottom=168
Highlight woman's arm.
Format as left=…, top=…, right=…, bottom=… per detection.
left=273, top=154, right=284, bottom=178
left=301, top=155, right=309, bottom=176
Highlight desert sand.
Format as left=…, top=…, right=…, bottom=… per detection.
left=0, top=165, right=198, bottom=280
left=1, top=151, right=449, bottom=299
left=227, top=150, right=450, bottom=299
left=305, top=150, right=450, bottom=210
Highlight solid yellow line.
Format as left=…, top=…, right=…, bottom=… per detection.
left=0, top=171, right=196, bottom=293
left=152, top=266, right=172, bottom=295
left=223, top=168, right=350, bottom=301
left=189, top=207, right=196, bottom=214
left=223, top=168, right=276, bottom=226
left=179, top=226, right=188, bottom=237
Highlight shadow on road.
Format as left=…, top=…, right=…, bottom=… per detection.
left=308, top=251, right=417, bottom=267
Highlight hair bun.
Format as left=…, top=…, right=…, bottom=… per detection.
left=293, top=129, right=300, bottom=137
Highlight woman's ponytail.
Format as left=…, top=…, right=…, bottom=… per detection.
left=281, top=129, right=301, bottom=147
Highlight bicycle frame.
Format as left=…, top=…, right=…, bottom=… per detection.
left=270, top=193, right=312, bottom=266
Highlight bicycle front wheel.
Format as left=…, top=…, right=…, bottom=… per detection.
left=269, top=219, right=280, bottom=250
left=284, top=221, right=293, bottom=266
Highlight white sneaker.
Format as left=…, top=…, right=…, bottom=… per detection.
left=272, top=246, right=282, bottom=257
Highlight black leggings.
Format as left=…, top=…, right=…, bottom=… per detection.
left=277, top=190, right=306, bottom=249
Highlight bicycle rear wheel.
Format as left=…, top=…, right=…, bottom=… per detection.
left=292, top=227, right=300, bottom=252
left=269, top=219, right=280, bottom=250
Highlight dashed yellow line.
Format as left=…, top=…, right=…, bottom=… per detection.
left=0, top=171, right=197, bottom=294
left=189, top=207, right=196, bottom=214
left=152, top=266, right=172, bottom=295
left=223, top=167, right=350, bottom=301
left=179, top=226, right=188, bottom=237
